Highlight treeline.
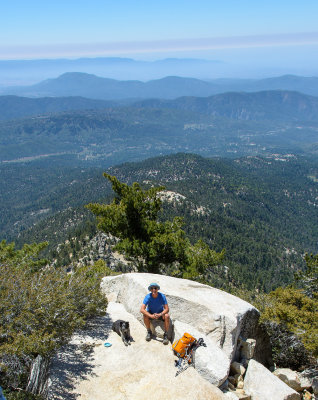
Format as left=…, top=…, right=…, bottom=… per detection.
left=6, top=153, right=318, bottom=292
left=109, top=153, right=318, bottom=291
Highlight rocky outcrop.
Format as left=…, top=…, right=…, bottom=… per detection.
left=47, top=272, right=313, bottom=400
left=101, top=272, right=265, bottom=387
left=273, top=368, right=318, bottom=398
left=244, top=360, right=301, bottom=400
left=47, top=302, right=227, bottom=400
left=220, top=359, right=316, bottom=399
left=273, top=368, right=302, bottom=392
left=238, top=313, right=272, bottom=368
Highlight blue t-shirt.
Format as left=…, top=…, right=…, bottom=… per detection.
left=0, top=386, right=6, bottom=400
left=143, top=292, right=167, bottom=314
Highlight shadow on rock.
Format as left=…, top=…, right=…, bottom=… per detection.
left=47, top=315, right=113, bottom=400
left=84, top=314, right=113, bottom=341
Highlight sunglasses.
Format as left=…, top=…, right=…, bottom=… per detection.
left=150, top=287, right=158, bottom=290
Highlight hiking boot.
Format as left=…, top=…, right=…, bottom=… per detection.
left=146, top=330, right=152, bottom=342
left=163, top=332, right=169, bottom=345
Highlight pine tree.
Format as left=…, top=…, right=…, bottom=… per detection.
left=86, top=174, right=224, bottom=277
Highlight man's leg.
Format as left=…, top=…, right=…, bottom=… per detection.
left=143, top=315, right=152, bottom=341
left=162, top=313, right=170, bottom=345
left=163, top=313, right=170, bottom=332
left=143, top=314, right=151, bottom=330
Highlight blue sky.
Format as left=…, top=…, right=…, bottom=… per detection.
left=1, top=1, right=318, bottom=79
left=1, top=0, right=318, bottom=59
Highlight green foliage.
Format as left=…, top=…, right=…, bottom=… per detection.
left=295, top=253, right=318, bottom=298
left=3, top=152, right=318, bottom=291
left=256, top=287, right=318, bottom=359
left=3, top=388, right=44, bottom=400
left=87, top=174, right=224, bottom=278
left=184, top=239, right=225, bottom=279
left=0, top=241, right=108, bottom=391
left=0, top=240, right=48, bottom=272
left=261, top=320, right=310, bottom=370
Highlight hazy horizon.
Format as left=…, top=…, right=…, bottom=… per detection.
left=1, top=1, right=318, bottom=85
left=1, top=53, right=318, bottom=88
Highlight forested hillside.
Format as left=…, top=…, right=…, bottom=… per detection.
left=136, top=90, right=318, bottom=121
left=2, top=93, right=318, bottom=166
left=0, top=95, right=117, bottom=121
left=4, top=153, right=318, bottom=292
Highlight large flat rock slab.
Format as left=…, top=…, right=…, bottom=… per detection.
left=244, top=360, right=301, bottom=400
left=102, top=273, right=260, bottom=386
left=48, top=302, right=226, bottom=400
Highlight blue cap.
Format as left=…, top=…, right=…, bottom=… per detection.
left=148, top=282, right=160, bottom=291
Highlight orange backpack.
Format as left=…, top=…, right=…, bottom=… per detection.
left=172, top=333, right=197, bottom=359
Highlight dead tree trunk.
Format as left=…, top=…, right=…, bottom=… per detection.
left=26, top=355, right=50, bottom=397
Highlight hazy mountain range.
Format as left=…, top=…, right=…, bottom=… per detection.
left=0, top=57, right=235, bottom=86
left=2, top=72, right=318, bottom=100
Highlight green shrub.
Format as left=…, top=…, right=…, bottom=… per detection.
left=262, top=320, right=310, bottom=370
left=0, top=240, right=108, bottom=392
left=259, top=287, right=318, bottom=358
left=236, top=284, right=317, bottom=368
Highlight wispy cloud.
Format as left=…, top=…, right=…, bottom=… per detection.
left=1, top=32, right=318, bottom=59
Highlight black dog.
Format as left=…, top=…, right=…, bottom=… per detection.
left=112, top=320, right=131, bottom=346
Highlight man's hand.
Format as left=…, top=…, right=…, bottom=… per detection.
left=153, top=313, right=161, bottom=319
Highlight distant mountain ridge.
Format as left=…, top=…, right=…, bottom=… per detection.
left=0, top=95, right=117, bottom=121
left=1, top=90, right=318, bottom=165
left=2, top=72, right=318, bottom=100
left=1, top=89, right=318, bottom=122
left=0, top=73, right=224, bottom=100
left=135, top=90, right=318, bottom=121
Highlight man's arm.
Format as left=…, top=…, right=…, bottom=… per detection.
left=140, top=303, right=154, bottom=318
left=161, top=303, right=169, bottom=316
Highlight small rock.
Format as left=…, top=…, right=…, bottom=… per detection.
left=226, top=389, right=251, bottom=400
left=299, top=368, right=318, bottom=392
left=228, top=376, right=236, bottom=385
left=234, top=373, right=242, bottom=384
left=231, top=361, right=246, bottom=376
left=273, top=368, right=302, bottom=392
left=237, top=380, right=244, bottom=390
left=240, top=338, right=256, bottom=360
left=235, top=392, right=251, bottom=400
left=236, top=382, right=244, bottom=390
left=223, top=391, right=239, bottom=399
left=303, top=390, right=313, bottom=400
left=298, top=374, right=311, bottom=391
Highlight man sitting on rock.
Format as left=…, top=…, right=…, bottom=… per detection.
left=140, top=282, right=170, bottom=345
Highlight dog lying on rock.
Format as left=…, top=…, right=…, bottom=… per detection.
left=112, top=320, right=132, bottom=346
